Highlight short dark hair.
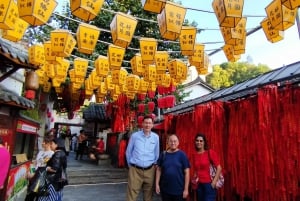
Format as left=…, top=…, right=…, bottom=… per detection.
left=80, top=129, right=84, bottom=133
left=143, top=115, right=154, bottom=122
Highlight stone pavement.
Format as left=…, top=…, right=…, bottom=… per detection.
left=63, top=151, right=161, bottom=201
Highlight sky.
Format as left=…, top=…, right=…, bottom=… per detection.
left=181, top=0, right=300, bottom=69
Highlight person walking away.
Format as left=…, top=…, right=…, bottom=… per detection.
left=155, top=134, right=190, bottom=201
left=0, top=136, right=10, bottom=200
left=75, top=130, right=87, bottom=160
left=191, top=134, right=222, bottom=201
left=38, top=138, right=67, bottom=201
left=125, top=115, right=160, bottom=201
left=25, top=137, right=54, bottom=201
left=64, top=129, right=71, bottom=156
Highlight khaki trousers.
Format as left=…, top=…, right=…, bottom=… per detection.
left=126, top=166, right=155, bottom=201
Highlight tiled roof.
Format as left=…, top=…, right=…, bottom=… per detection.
left=0, top=37, right=32, bottom=67
left=165, top=61, right=300, bottom=114
left=0, top=85, right=35, bottom=109
left=83, top=103, right=109, bottom=121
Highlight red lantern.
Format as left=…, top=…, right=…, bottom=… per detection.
left=138, top=104, right=145, bottom=113
left=137, top=93, right=146, bottom=101
left=164, top=95, right=176, bottom=108
left=157, top=97, right=166, bottom=108
left=168, top=84, right=176, bottom=93
left=157, top=86, right=166, bottom=95
left=148, top=101, right=155, bottom=112
left=150, top=113, right=156, bottom=120
left=25, top=90, right=36, bottom=100
left=137, top=115, right=144, bottom=128
left=50, top=117, right=54, bottom=122
left=148, top=91, right=155, bottom=99
left=47, top=112, right=51, bottom=118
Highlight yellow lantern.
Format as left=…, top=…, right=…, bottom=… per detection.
left=55, top=59, right=70, bottom=78
left=155, top=51, right=168, bottom=74
left=223, top=44, right=241, bottom=62
left=120, top=83, right=128, bottom=93
left=141, top=0, right=166, bottom=13
left=0, top=0, right=18, bottom=30
left=43, top=81, right=52, bottom=93
left=130, top=54, right=145, bottom=76
left=90, top=70, right=102, bottom=88
left=36, top=69, right=47, bottom=85
left=265, top=0, right=297, bottom=31
left=95, top=55, right=109, bottom=77
left=28, top=44, right=45, bottom=67
left=281, top=0, right=300, bottom=9
left=179, top=26, right=197, bottom=56
left=148, top=81, right=157, bottom=92
left=261, top=17, right=284, bottom=43
left=43, top=41, right=57, bottom=62
left=76, top=23, right=100, bottom=54
left=54, top=87, right=63, bottom=94
left=2, top=17, right=29, bottom=42
left=162, top=73, right=171, bottom=87
left=52, top=78, right=62, bottom=88
left=75, top=77, right=85, bottom=83
left=69, top=69, right=76, bottom=82
left=98, top=82, right=107, bottom=95
left=105, top=75, right=114, bottom=90
left=110, top=12, right=138, bottom=48
left=143, top=65, right=157, bottom=82
left=189, top=43, right=205, bottom=69
left=212, top=0, right=244, bottom=28
left=234, top=32, right=246, bottom=55
left=126, top=74, right=140, bottom=91
left=70, top=0, right=104, bottom=21
left=71, top=82, right=82, bottom=90
left=108, top=44, right=125, bottom=70
left=140, top=38, right=157, bottom=65
left=139, top=78, right=149, bottom=93
left=73, top=58, right=88, bottom=78
left=51, top=29, right=77, bottom=57
left=44, top=62, right=55, bottom=79
left=126, top=92, right=136, bottom=100
left=167, top=59, right=187, bottom=80
left=157, top=1, right=187, bottom=40
left=220, top=17, right=247, bottom=45
left=18, top=0, right=58, bottom=26
left=112, top=68, right=128, bottom=85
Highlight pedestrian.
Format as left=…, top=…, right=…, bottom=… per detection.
left=64, top=129, right=71, bottom=156
left=25, top=137, right=54, bottom=201
left=0, top=136, right=10, bottom=199
left=155, top=134, right=190, bottom=201
left=38, top=138, right=68, bottom=201
left=191, top=134, right=222, bottom=201
left=75, top=130, right=87, bottom=160
left=96, top=137, right=105, bottom=154
left=125, top=115, right=160, bottom=201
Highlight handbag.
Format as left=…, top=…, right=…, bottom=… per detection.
left=208, top=150, right=224, bottom=189
left=29, top=167, right=49, bottom=196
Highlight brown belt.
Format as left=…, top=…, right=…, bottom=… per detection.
left=131, top=164, right=153, bottom=170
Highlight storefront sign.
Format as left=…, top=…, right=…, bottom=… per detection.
left=16, top=121, right=38, bottom=134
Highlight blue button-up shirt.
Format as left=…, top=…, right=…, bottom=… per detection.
left=126, top=130, right=160, bottom=168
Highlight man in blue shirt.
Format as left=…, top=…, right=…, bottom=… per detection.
left=126, top=115, right=160, bottom=201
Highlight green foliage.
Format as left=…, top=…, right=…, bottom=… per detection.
left=20, top=108, right=40, bottom=122
left=206, top=62, right=271, bottom=89
left=173, top=84, right=192, bottom=104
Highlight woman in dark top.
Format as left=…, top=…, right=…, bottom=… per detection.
left=38, top=138, right=67, bottom=201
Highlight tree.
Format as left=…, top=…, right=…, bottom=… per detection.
left=206, top=62, right=270, bottom=89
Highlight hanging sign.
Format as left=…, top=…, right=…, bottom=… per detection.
left=95, top=55, right=110, bottom=77
left=131, top=54, right=145, bottom=76
left=155, top=51, right=169, bottom=74
left=18, top=0, right=58, bottom=26
left=0, top=0, right=18, bottom=30
left=157, top=1, right=187, bottom=40
left=76, top=23, right=100, bottom=54
left=260, top=17, right=284, bottom=43
left=179, top=26, right=197, bottom=56
left=28, top=44, right=45, bottom=67
left=212, top=0, right=244, bottom=28
left=74, top=58, right=88, bottom=78
left=2, top=17, right=29, bottom=42
left=110, top=12, right=138, bottom=48
left=51, top=29, right=77, bottom=57
left=141, top=0, right=166, bottom=13
left=108, top=44, right=125, bottom=70
left=140, top=38, right=157, bottom=65
left=71, top=0, right=104, bottom=21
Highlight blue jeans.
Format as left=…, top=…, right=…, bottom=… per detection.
left=196, top=183, right=216, bottom=201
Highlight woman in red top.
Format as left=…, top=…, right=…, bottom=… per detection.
left=191, top=134, right=222, bottom=201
